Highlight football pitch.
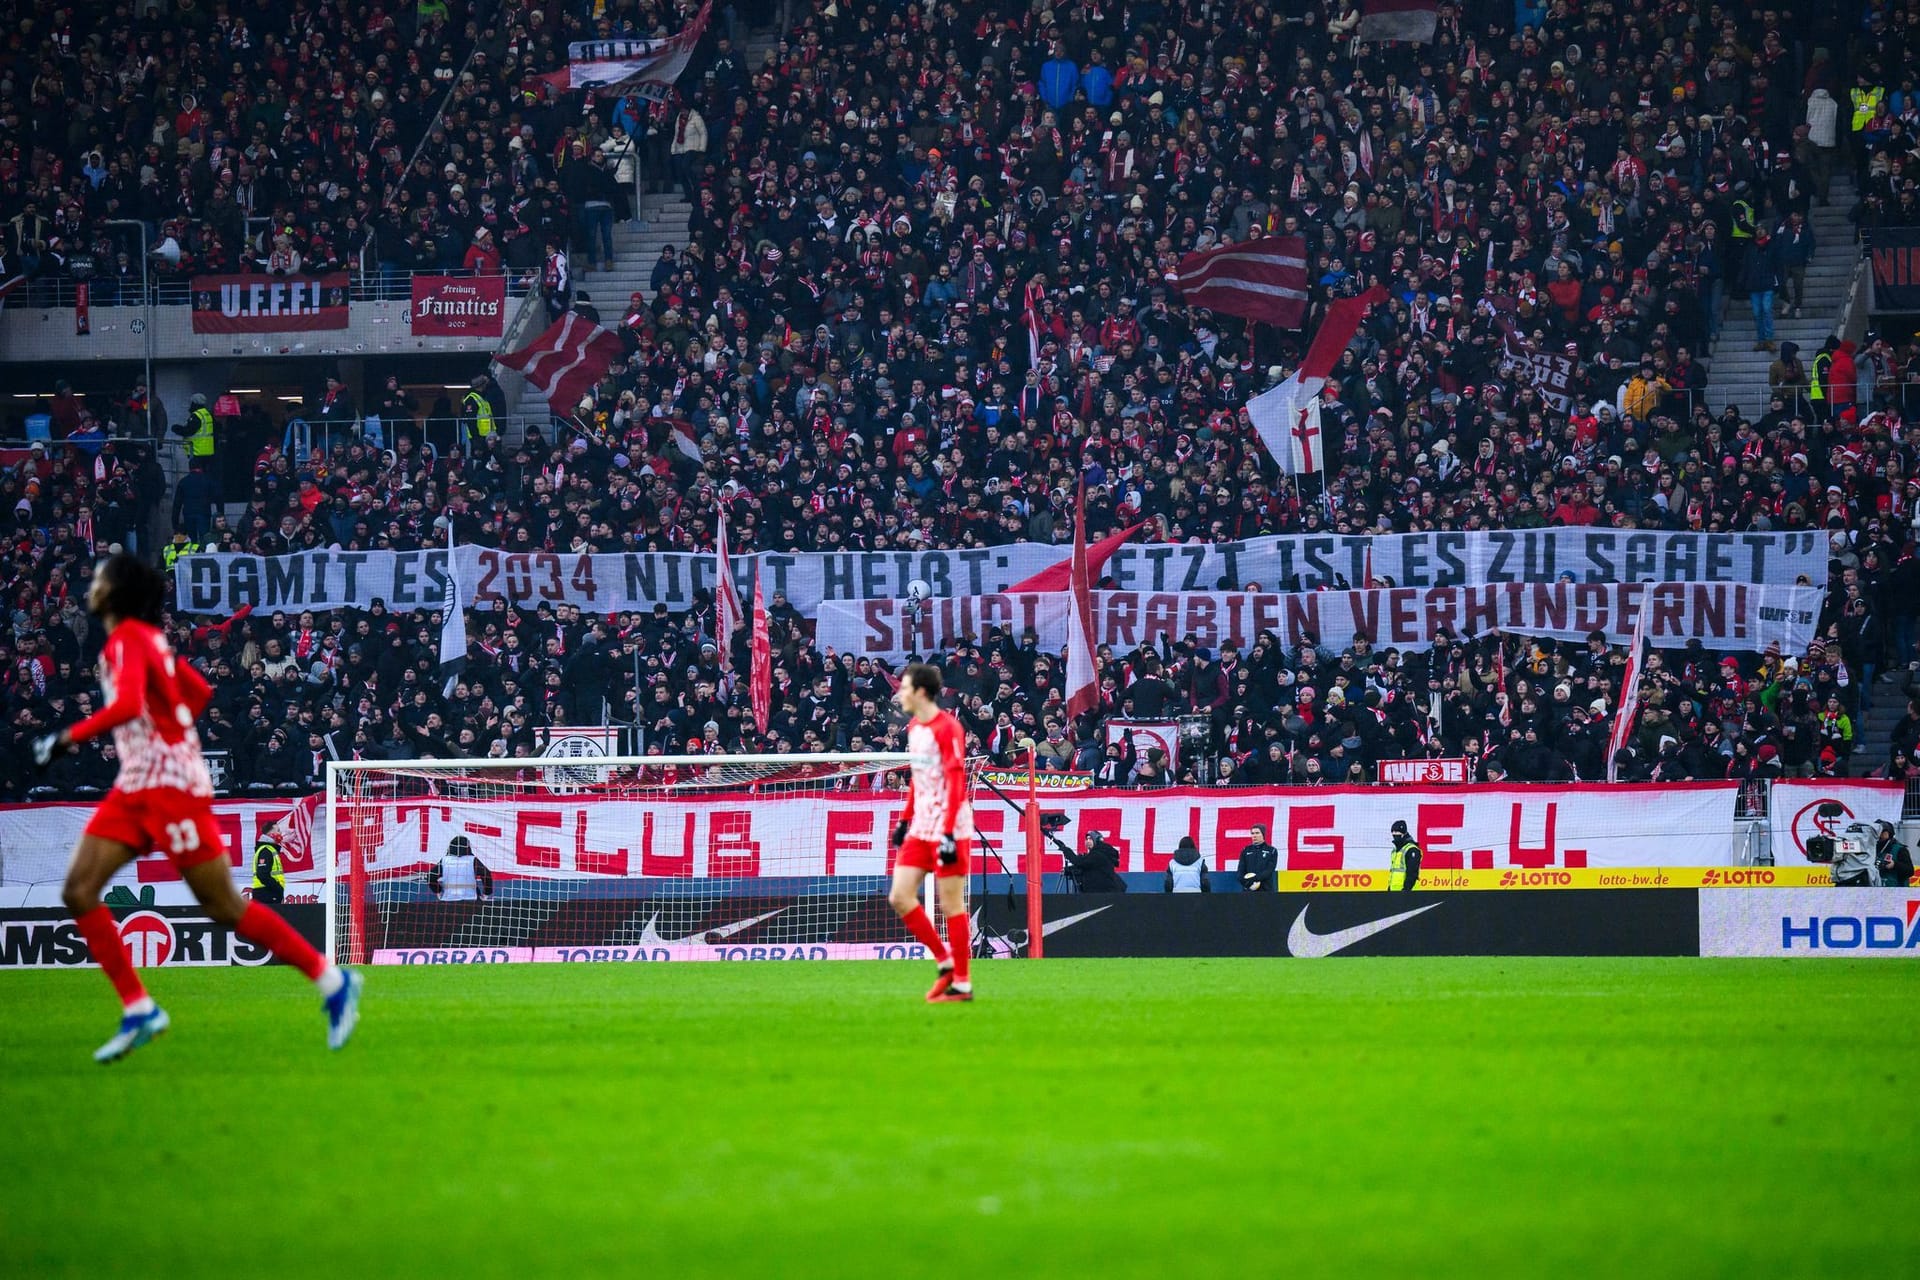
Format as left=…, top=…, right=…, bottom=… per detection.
left=2, top=958, right=1912, bottom=1278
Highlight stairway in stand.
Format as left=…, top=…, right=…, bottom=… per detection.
left=1703, top=175, right=1858, bottom=417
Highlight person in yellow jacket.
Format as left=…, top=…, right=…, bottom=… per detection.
left=1850, top=71, right=1884, bottom=177
left=181, top=393, right=215, bottom=459
left=460, top=376, right=495, bottom=450
left=1810, top=343, right=1833, bottom=419
left=1388, top=820, right=1423, bottom=891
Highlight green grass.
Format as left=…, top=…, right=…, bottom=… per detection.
left=1, top=959, right=1914, bottom=1278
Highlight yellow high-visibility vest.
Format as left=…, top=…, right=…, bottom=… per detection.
left=184, top=406, right=215, bottom=457
left=1851, top=86, right=1884, bottom=132
left=464, top=389, right=494, bottom=437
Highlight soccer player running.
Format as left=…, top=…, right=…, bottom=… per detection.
left=34, top=554, right=363, bottom=1062
left=887, top=663, right=976, bottom=1003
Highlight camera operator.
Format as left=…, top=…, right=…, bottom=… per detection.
left=1064, top=829, right=1127, bottom=893
left=1875, top=821, right=1912, bottom=888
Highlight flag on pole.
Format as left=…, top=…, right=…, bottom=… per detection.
left=668, top=419, right=702, bottom=462
left=714, top=507, right=743, bottom=671
left=1064, top=484, right=1099, bottom=722
left=1003, top=521, right=1144, bottom=593
left=493, top=314, right=624, bottom=416
left=1171, top=234, right=1309, bottom=329
left=1606, top=602, right=1651, bottom=782
left=749, top=565, right=772, bottom=736
left=538, top=1, right=713, bottom=98
left=438, top=523, right=466, bottom=697
left=1243, top=284, right=1388, bottom=474
left=1358, top=0, right=1439, bottom=43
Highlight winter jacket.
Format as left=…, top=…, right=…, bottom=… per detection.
left=1806, top=89, right=1841, bottom=148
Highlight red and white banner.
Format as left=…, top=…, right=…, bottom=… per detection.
left=1607, top=597, right=1651, bottom=781
left=817, top=582, right=1822, bottom=662
left=0, top=784, right=1747, bottom=896
left=1172, top=234, right=1309, bottom=329
left=410, top=274, right=507, bottom=337
left=1379, top=758, right=1473, bottom=785
left=191, top=274, right=349, bottom=333
left=1106, top=722, right=1181, bottom=776
left=1359, top=0, right=1438, bottom=43
left=0, top=799, right=320, bottom=906
left=1766, top=780, right=1905, bottom=867
left=540, top=2, right=711, bottom=98
left=494, top=314, right=624, bottom=414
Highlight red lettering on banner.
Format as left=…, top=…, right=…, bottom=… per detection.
left=1507, top=803, right=1558, bottom=868
left=1573, top=583, right=1606, bottom=635
left=862, top=601, right=893, bottom=653
left=1287, top=804, right=1343, bottom=868
left=1416, top=803, right=1465, bottom=869
left=1423, top=588, right=1455, bottom=640
left=1533, top=583, right=1567, bottom=632
left=1106, top=594, right=1139, bottom=646
left=1186, top=595, right=1218, bottom=649
left=639, top=811, right=694, bottom=877
left=1142, top=594, right=1178, bottom=646
left=1693, top=584, right=1725, bottom=638
left=707, top=810, right=761, bottom=877
left=1651, top=582, right=1683, bottom=638
left=1346, top=592, right=1377, bottom=644
left=1077, top=807, right=1127, bottom=872
left=1283, top=593, right=1317, bottom=648
left=1388, top=589, right=1419, bottom=644
left=1731, top=584, right=1748, bottom=641
left=213, top=812, right=245, bottom=867
left=516, top=810, right=563, bottom=868
left=1214, top=805, right=1274, bottom=871
left=1253, top=595, right=1281, bottom=640
left=1462, top=585, right=1497, bottom=636
left=573, top=812, right=629, bottom=876
left=823, top=808, right=875, bottom=875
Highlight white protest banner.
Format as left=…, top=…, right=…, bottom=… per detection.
left=172, top=530, right=1831, bottom=616
left=1765, top=780, right=1906, bottom=867
left=816, top=582, right=1823, bottom=661
left=1105, top=721, right=1182, bottom=775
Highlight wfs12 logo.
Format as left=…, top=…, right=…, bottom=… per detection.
left=0, top=911, right=274, bottom=968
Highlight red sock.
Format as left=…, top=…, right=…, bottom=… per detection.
left=235, top=902, right=328, bottom=981
left=76, top=906, right=148, bottom=1008
left=899, top=905, right=949, bottom=964
left=947, top=912, right=971, bottom=983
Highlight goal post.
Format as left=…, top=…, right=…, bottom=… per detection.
left=321, top=752, right=1053, bottom=966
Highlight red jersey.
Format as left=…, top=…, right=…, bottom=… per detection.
left=70, top=619, right=214, bottom=796
left=902, top=708, right=973, bottom=841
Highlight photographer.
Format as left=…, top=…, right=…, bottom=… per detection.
left=1064, top=830, right=1126, bottom=893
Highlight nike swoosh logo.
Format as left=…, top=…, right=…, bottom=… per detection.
left=1287, top=902, right=1442, bottom=958
left=636, top=907, right=788, bottom=946
left=1041, top=906, right=1111, bottom=935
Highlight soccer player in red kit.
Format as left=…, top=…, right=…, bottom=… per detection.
left=886, top=662, right=976, bottom=1002
left=34, top=554, right=363, bottom=1062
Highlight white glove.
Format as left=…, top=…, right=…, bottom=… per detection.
left=32, top=733, right=62, bottom=768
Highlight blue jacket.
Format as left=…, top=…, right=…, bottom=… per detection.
left=1771, top=223, right=1816, bottom=268
left=1081, top=65, right=1114, bottom=107
left=1039, top=58, right=1080, bottom=111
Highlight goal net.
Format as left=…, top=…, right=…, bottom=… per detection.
left=321, top=753, right=965, bottom=966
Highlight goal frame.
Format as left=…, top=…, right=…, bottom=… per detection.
left=323, top=752, right=1046, bottom=963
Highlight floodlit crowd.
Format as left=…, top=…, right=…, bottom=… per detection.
left=7, top=0, right=1920, bottom=798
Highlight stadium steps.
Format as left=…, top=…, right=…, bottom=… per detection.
left=577, top=191, right=695, bottom=320
left=1704, top=175, right=1859, bottom=417
left=1850, top=668, right=1916, bottom=775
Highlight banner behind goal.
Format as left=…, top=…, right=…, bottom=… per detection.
left=323, top=754, right=1039, bottom=966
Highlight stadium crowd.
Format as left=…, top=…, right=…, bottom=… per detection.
left=7, top=0, right=1920, bottom=799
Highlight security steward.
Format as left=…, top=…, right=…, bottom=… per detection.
left=1811, top=341, right=1833, bottom=420
left=251, top=824, right=286, bottom=904
left=181, top=392, right=216, bottom=462
left=1237, top=824, right=1278, bottom=892
left=1389, top=820, right=1423, bottom=891
left=461, top=376, right=495, bottom=450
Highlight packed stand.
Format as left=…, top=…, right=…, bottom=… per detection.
left=10, top=0, right=1920, bottom=796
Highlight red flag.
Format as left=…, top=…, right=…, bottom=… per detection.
left=749, top=565, right=772, bottom=735
left=714, top=507, right=742, bottom=671
left=1172, top=235, right=1309, bottom=329
left=1064, top=484, right=1099, bottom=722
left=1004, top=522, right=1143, bottom=593
left=1606, top=602, right=1651, bottom=781
left=494, top=314, right=624, bottom=414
